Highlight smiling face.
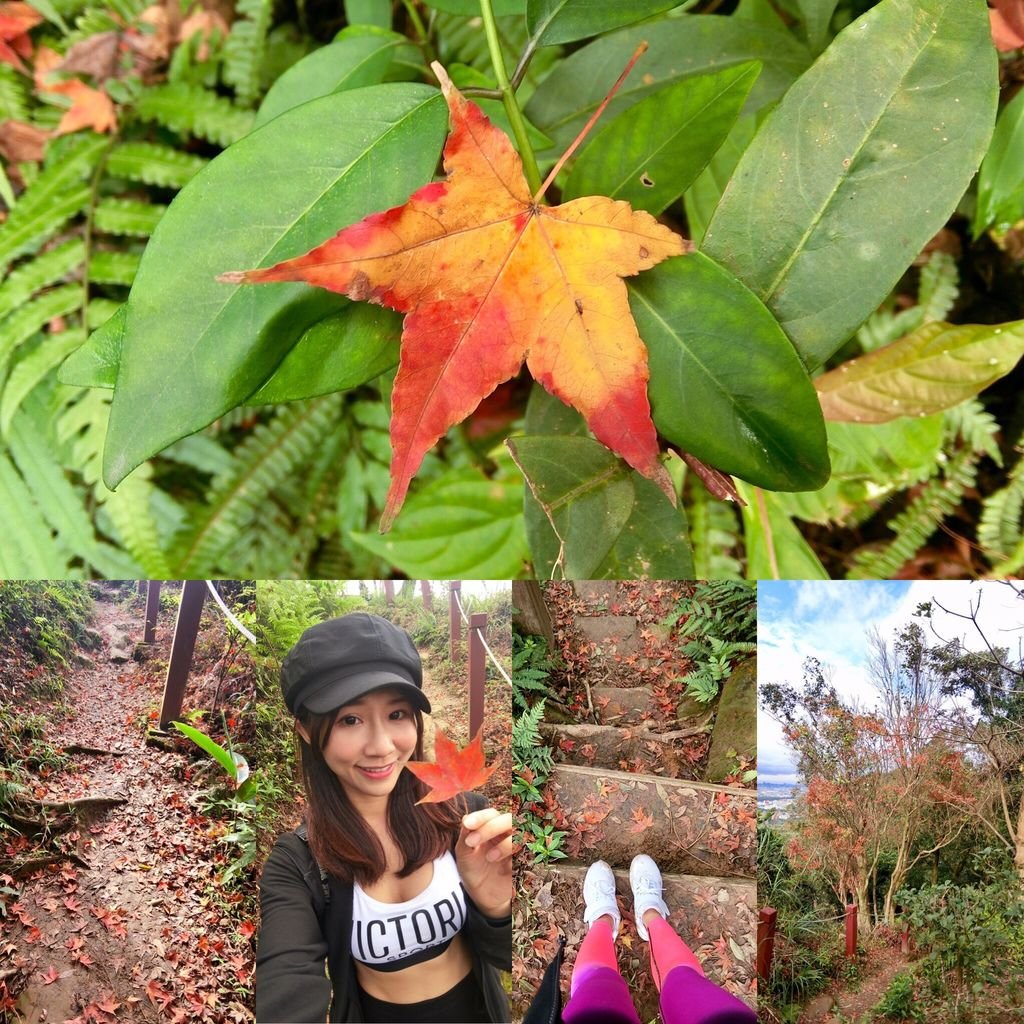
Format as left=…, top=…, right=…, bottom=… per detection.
left=307, top=687, right=420, bottom=810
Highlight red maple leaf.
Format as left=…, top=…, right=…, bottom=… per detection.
left=404, top=730, right=497, bottom=804
left=628, top=806, right=655, bottom=834
left=220, top=56, right=683, bottom=530
left=0, top=2, right=40, bottom=72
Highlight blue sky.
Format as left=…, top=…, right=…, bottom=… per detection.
left=757, top=580, right=1024, bottom=785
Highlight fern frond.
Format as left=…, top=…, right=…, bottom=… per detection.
left=918, top=251, right=959, bottom=323
left=88, top=250, right=140, bottom=286
left=0, top=329, right=85, bottom=436
left=684, top=476, right=743, bottom=580
left=162, top=434, right=235, bottom=477
left=5, top=398, right=129, bottom=576
left=173, top=396, right=342, bottom=576
left=134, top=83, right=255, bottom=147
left=945, top=400, right=1001, bottom=465
left=223, top=0, right=273, bottom=106
left=0, top=239, right=84, bottom=320
left=92, top=198, right=166, bottom=238
left=102, top=470, right=173, bottom=577
left=0, top=135, right=106, bottom=269
left=105, top=141, right=208, bottom=189
left=0, top=285, right=82, bottom=371
left=67, top=0, right=147, bottom=43
left=978, top=433, right=1024, bottom=565
left=0, top=449, right=74, bottom=576
left=86, top=297, right=121, bottom=329
left=0, top=64, right=29, bottom=122
left=848, top=448, right=978, bottom=579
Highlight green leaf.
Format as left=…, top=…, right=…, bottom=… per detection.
left=816, top=320, right=1024, bottom=424
left=103, top=84, right=447, bottom=489
left=171, top=721, right=239, bottom=780
left=507, top=435, right=693, bottom=579
left=345, top=0, right=392, bottom=26
left=564, top=63, right=759, bottom=215
left=255, top=30, right=419, bottom=128
left=59, top=305, right=124, bottom=389
left=974, top=86, right=1024, bottom=238
left=525, top=16, right=810, bottom=158
left=736, top=481, right=829, bottom=579
left=248, top=302, right=400, bottom=404
left=104, top=141, right=208, bottom=189
left=526, top=0, right=678, bottom=47
left=795, top=0, right=840, bottom=53
left=425, top=0, right=523, bottom=14
left=448, top=65, right=551, bottom=152
left=702, top=0, right=998, bottom=371
left=350, top=461, right=528, bottom=577
left=684, top=114, right=758, bottom=246
left=88, top=251, right=140, bottom=287
left=630, top=253, right=829, bottom=491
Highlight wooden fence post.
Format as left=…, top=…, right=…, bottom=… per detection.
left=383, top=581, right=395, bottom=605
left=468, top=613, right=487, bottom=739
left=420, top=580, right=433, bottom=612
left=757, top=908, right=778, bottom=982
left=144, top=581, right=161, bottom=644
left=159, top=581, right=206, bottom=727
left=845, top=905, right=858, bottom=958
left=449, top=581, right=462, bottom=657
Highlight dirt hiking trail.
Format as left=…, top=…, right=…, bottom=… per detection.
left=3, top=589, right=254, bottom=1024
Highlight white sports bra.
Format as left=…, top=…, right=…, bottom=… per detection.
left=351, top=850, right=467, bottom=972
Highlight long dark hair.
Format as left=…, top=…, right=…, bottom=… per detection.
left=296, top=706, right=465, bottom=885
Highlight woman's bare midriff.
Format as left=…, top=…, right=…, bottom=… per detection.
left=354, top=931, right=474, bottom=1003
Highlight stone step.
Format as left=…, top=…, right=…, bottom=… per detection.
left=591, top=685, right=707, bottom=727
left=574, top=614, right=642, bottom=658
left=539, top=720, right=711, bottom=779
left=520, top=862, right=757, bottom=1022
left=545, top=764, right=756, bottom=878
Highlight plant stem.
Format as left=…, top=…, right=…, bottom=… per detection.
left=403, top=0, right=437, bottom=66
left=478, top=0, right=542, bottom=195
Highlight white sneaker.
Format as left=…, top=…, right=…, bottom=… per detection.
left=582, top=860, right=621, bottom=938
left=630, top=854, right=670, bottom=941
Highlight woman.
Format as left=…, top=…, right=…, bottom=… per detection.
left=255, top=612, right=513, bottom=1023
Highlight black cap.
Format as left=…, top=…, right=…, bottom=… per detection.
left=281, top=613, right=430, bottom=716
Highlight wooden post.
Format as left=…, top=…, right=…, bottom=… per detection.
left=449, top=581, right=462, bottom=657
left=469, top=613, right=487, bottom=739
left=420, top=581, right=433, bottom=612
left=845, top=905, right=858, bottom=958
left=144, top=581, right=161, bottom=644
left=757, top=908, right=777, bottom=982
left=511, top=580, right=554, bottom=648
left=383, top=581, right=395, bottom=605
left=159, top=581, right=206, bottom=727
left=137, top=580, right=146, bottom=597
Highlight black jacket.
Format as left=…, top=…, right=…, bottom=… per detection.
left=255, top=794, right=512, bottom=1023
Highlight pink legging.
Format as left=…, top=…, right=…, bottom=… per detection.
left=564, top=917, right=756, bottom=1024
left=570, top=917, right=704, bottom=999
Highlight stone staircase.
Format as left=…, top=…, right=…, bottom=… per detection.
left=517, top=582, right=758, bottom=1021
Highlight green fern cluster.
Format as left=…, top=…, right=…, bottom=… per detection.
left=665, top=581, right=756, bottom=705
left=512, top=631, right=553, bottom=713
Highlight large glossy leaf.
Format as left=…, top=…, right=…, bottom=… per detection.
left=349, top=460, right=528, bottom=577
left=249, top=303, right=401, bottom=404
left=974, top=86, right=1024, bottom=238
left=526, top=0, right=678, bottom=47
left=702, top=0, right=998, bottom=371
left=629, top=253, right=829, bottom=491
left=255, top=29, right=420, bottom=128
left=507, top=435, right=693, bottom=579
left=564, top=63, right=759, bottom=216
left=736, top=481, right=829, bottom=580
left=103, top=85, right=447, bottom=489
left=796, top=0, right=840, bottom=53
left=816, top=320, right=1024, bottom=424
left=59, top=305, right=124, bottom=388
left=524, top=16, right=810, bottom=158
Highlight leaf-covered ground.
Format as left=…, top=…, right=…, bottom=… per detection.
left=2, top=587, right=257, bottom=1024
